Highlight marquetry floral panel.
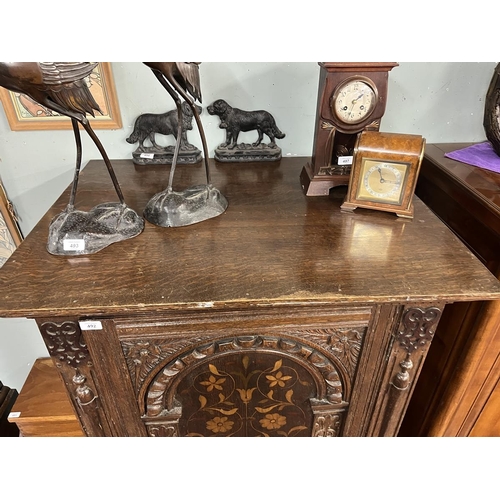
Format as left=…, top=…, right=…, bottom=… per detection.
left=176, top=354, right=316, bottom=437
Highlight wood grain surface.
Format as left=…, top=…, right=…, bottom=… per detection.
left=8, top=358, right=84, bottom=437
left=1, top=157, right=500, bottom=320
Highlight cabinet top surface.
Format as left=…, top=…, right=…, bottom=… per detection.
left=1, top=157, right=500, bottom=318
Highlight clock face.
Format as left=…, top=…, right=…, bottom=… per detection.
left=356, top=159, right=409, bottom=204
left=332, top=79, right=377, bottom=125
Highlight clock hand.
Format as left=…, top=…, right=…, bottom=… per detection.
left=377, top=167, right=386, bottom=183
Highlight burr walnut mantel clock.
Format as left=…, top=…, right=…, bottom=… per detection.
left=301, top=62, right=398, bottom=196
left=340, top=131, right=425, bottom=218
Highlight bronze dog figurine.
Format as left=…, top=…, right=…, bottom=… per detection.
left=127, top=101, right=201, bottom=150
left=207, top=99, right=285, bottom=149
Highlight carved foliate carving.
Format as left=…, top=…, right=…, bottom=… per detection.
left=39, top=321, right=90, bottom=368
left=121, top=335, right=215, bottom=392
left=299, top=328, right=365, bottom=378
left=145, top=334, right=347, bottom=420
left=396, top=307, right=441, bottom=352
left=313, top=414, right=341, bottom=437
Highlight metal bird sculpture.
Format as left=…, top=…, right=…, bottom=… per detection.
left=142, top=62, right=228, bottom=227
left=0, top=62, right=144, bottom=255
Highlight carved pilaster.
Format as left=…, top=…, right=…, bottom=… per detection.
left=37, top=319, right=109, bottom=436
left=372, top=306, right=442, bottom=436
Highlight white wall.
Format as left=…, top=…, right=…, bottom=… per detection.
left=0, top=62, right=496, bottom=391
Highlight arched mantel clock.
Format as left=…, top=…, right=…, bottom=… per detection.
left=300, top=62, right=398, bottom=196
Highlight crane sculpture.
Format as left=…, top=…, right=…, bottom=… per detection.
left=0, top=62, right=144, bottom=255
left=142, top=62, right=228, bottom=227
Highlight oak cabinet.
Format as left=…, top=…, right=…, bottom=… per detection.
left=2, top=157, right=499, bottom=437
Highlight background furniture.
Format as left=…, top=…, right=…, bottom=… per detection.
left=1, top=157, right=499, bottom=437
left=8, top=358, right=83, bottom=437
left=400, top=143, right=500, bottom=436
left=0, top=380, right=18, bottom=437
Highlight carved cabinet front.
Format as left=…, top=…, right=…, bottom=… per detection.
left=37, top=302, right=442, bottom=437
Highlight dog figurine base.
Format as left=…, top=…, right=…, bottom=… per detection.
left=47, top=203, right=145, bottom=256
left=132, top=146, right=202, bottom=166
left=214, top=142, right=282, bottom=162
left=143, top=184, right=228, bottom=227
left=207, top=99, right=285, bottom=163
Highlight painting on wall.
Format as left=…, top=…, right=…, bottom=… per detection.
left=0, top=181, right=23, bottom=268
left=0, top=62, right=122, bottom=131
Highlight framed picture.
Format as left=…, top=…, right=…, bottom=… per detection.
left=0, top=62, right=122, bottom=131
left=0, top=181, right=23, bottom=268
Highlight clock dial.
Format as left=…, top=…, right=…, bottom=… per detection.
left=333, top=79, right=377, bottom=124
left=357, top=159, right=408, bottom=204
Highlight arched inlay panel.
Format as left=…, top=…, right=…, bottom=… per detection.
left=177, top=352, right=316, bottom=437
left=141, top=335, right=350, bottom=436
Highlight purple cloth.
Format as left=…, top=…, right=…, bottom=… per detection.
left=444, top=142, right=500, bottom=174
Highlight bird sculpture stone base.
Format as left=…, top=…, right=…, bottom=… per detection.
left=143, top=185, right=228, bottom=227
left=47, top=203, right=145, bottom=256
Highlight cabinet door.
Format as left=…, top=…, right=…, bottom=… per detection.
left=116, top=307, right=372, bottom=437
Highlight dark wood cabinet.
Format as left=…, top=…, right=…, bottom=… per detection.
left=1, top=157, right=499, bottom=437
left=400, top=143, right=500, bottom=436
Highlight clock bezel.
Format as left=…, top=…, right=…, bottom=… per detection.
left=356, top=158, right=410, bottom=205
left=331, top=76, right=379, bottom=127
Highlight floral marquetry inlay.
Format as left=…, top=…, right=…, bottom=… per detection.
left=142, top=334, right=350, bottom=436
left=177, top=356, right=314, bottom=436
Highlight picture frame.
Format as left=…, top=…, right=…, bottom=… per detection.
left=0, top=180, right=23, bottom=268
left=341, top=131, right=425, bottom=219
left=0, top=62, right=122, bottom=131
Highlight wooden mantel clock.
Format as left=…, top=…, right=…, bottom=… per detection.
left=300, top=62, right=398, bottom=196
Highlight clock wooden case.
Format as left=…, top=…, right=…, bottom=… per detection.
left=341, top=130, right=425, bottom=218
left=301, top=62, right=398, bottom=196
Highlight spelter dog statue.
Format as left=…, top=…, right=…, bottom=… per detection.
left=207, top=98, right=285, bottom=162
left=127, top=101, right=202, bottom=165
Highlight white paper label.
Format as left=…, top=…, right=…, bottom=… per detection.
left=338, top=156, right=353, bottom=166
left=63, top=239, right=85, bottom=251
left=79, top=320, right=103, bottom=330
left=140, top=153, right=155, bottom=159
left=9, top=412, right=21, bottom=419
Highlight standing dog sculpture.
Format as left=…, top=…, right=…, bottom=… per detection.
left=207, top=99, right=285, bottom=149
left=127, top=101, right=201, bottom=151
left=127, top=101, right=202, bottom=165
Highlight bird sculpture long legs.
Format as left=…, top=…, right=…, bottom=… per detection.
left=46, top=110, right=144, bottom=256
left=142, top=62, right=228, bottom=228
left=0, top=62, right=144, bottom=256
left=149, top=68, right=211, bottom=191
